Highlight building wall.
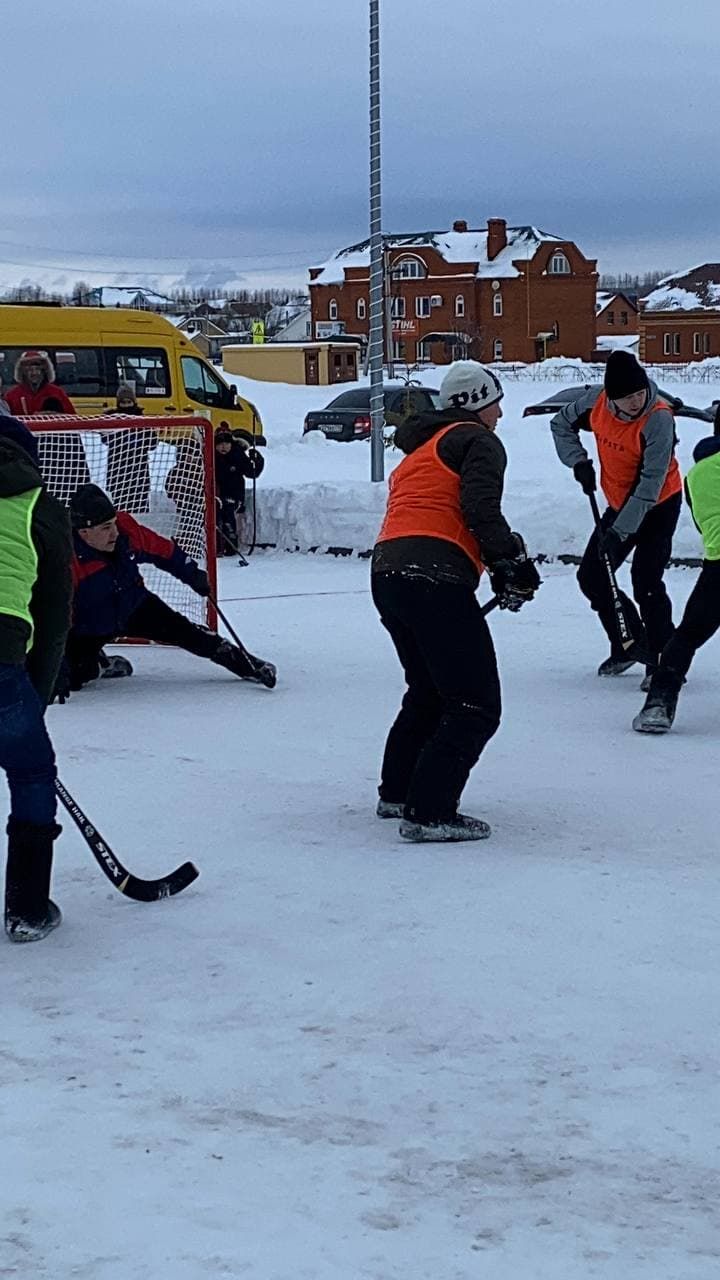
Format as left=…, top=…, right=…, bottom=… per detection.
left=639, top=314, right=720, bottom=363
left=310, top=236, right=597, bottom=363
left=596, top=296, right=639, bottom=337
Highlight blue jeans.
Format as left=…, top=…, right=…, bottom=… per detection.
left=0, top=664, right=57, bottom=824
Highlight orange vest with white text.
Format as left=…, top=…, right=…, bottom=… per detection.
left=590, top=392, right=682, bottom=511
left=376, top=424, right=484, bottom=573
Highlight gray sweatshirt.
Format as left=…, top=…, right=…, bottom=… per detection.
left=550, top=380, right=677, bottom=540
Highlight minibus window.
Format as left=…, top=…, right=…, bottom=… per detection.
left=181, top=356, right=231, bottom=408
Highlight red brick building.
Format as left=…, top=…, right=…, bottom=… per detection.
left=309, top=217, right=598, bottom=365
left=639, top=265, right=720, bottom=363
left=596, top=291, right=639, bottom=337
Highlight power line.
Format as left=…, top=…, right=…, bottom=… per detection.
left=0, top=236, right=326, bottom=265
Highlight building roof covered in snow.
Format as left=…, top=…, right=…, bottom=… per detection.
left=310, top=222, right=566, bottom=285
left=642, top=265, right=720, bottom=313
left=86, top=285, right=174, bottom=309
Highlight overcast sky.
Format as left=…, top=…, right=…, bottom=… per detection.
left=2, top=0, right=718, bottom=290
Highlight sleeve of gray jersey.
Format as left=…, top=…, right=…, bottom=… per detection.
left=612, top=407, right=677, bottom=540
left=549, top=388, right=600, bottom=470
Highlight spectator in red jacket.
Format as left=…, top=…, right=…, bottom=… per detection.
left=5, top=350, right=76, bottom=416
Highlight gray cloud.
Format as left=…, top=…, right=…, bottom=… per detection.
left=1, top=0, right=718, bottom=289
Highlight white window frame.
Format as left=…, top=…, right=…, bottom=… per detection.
left=415, top=296, right=431, bottom=318
left=704, top=332, right=711, bottom=355
left=356, top=297, right=366, bottom=320
left=392, top=339, right=406, bottom=361
left=673, top=333, right=681, bottom=355
left=663, top=333, right=672, bottom=355
left=493, top=292, right=503, bottom=317
left=693, top=332, right=701, bottom=355
left=390, top=296, right=406, bottom=319
left=548, top=251, right=571, bottom=275
left=328, top=299, right=338, bottom=321
left=391, top=257, right=426, bottom=280
left=493, top=339, right=503, bottom=361
left=455, top=294, right=465, bottom=318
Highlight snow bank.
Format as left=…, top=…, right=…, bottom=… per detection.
left=231, top=368, right=720, bottom=559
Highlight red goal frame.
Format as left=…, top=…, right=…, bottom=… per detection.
left=24, top=413, right=218, bottom=630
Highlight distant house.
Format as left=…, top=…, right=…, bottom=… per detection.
left=596, top=291, right=638, bottom=336
left=84, top=286, right=174, bottom=310
left=309, top=217, right=598, bottom=364
left=640, top=265, right=720, bottom=362
left=270, top=306, right=311, bottom=343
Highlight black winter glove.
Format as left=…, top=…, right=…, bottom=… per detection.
left=597, top=525, right=625, bottom=570
left=490, top=555, right=542, bottom=612
left=186, top=566, right=211, bottom=597
left=573, top=459, right=597, bottom=495
left=51, top=659, right=71, bottom=705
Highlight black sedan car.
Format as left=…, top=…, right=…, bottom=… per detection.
left=303, top=385, right=440, bottom=442
left=522, top=385, right=713, bottom=425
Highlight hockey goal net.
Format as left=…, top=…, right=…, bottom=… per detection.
left=25, top=414, right=217, bottom=628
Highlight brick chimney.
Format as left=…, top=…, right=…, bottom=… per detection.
left=452, top=219, right=468, bottom=233
left=487, top=217, right=507, bottom=261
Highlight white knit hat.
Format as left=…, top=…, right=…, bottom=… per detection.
left=438, top=361, right=503, bottom=412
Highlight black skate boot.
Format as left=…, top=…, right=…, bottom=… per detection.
left=213, top=639, right=277, bottom=688
left=100, top=654, right=134, bottom=680
left=399, top=812, right=492, bottom=843
left=4, top=819, right=62, bottom=943
left=632, top=671, right=682, bottom=735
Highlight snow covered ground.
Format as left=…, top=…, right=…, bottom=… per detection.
left=229, top=365, right=720, bottom=560
left=4, top=553, right=720, bottom=1279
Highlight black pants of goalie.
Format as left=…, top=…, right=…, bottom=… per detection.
left=372, top=572, right=501, bottom=825
left=577, top=492, right=681, bottom=658
left=644, top=559, right=720, bottom=703
left=66, top=592, right=261, bottom=688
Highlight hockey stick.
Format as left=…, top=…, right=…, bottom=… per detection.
left=216, top=510, right=249, bottom=565
left=482, top=597, right=499, bottom=616
left=55, top=778, right=199, bottom=902
left=588, top=493, right=635, bottom=652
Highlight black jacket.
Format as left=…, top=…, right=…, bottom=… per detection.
left=372, top=410, right=518, bottom=588
left=0, top=437, right=73, bottom=705
left=215, top=441, right=265, bottom=507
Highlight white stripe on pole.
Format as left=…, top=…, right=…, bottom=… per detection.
left=369, top=0, right=385, bottom=482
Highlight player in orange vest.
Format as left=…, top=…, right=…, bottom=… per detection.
left=371, top=361, right=541, bottom=843
left=551, top=350, right=682, bottom=684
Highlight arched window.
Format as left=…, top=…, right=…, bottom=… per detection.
left=455, top=295, right=465, bottom=318
left=356, top=298, right=366, bottom=320
left=493, top=292, right=503, bottom=317
left=548, top=251, right=571, bottom=275
left=328, top=299, right=338, bottom=320
left=391, top=256, right=426, bottom=280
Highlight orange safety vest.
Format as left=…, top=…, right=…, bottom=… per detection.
left=376, top=424, right=484, bottom=573
left=590, top=393, right=682, bottom=511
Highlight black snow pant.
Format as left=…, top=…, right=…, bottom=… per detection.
left=371, top=572, right=501, bottom=825
left=655, top=560, right=720, bottom=681
left=66, top=592, right=255, bottom=689
left=577, top=491, right=681, bottom=660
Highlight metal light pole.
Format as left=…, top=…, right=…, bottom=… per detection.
left=368, top=0, right=385, bottom=481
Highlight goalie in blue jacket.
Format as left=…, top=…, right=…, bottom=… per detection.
left=59, top=484, right=276, bottom=695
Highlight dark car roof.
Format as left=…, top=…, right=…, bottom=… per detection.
left=324, top=386, right=439, bottom=409
left=522, top=384, right=713, bottom=424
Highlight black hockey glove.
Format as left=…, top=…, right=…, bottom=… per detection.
left=573, top=459, right=597, bottom=495
left=490, top=553, right=542, bottom=612
left=597, top=525, right=625, bottom=570
left=51, top=659, right=71, bottom=705
left=186, top=566, right=211, bottom=597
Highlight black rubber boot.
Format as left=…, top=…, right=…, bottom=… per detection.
left=213, top=639, right=277, bottom=688
left=632, top=670, right=683, bottom=735
left=4, top=819, right=63, bottom=943
left=399, top=813, right=492, bottom=843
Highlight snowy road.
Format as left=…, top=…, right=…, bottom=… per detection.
left=3, top=554, right=719, bottom=1279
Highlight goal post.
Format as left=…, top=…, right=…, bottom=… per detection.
left=25, top=414, right=218, bottom=630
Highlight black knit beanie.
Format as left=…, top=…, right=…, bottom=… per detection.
left=604, top=350, right=648, bottom=400
left=70, top=483, right=117, bottom=529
